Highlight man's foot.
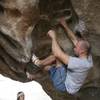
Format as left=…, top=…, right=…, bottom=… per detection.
left=32, top=54, right=40, bottom=66
left=26, top=72, right=41, bottom=80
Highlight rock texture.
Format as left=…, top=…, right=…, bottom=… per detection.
left=0, top=0, right=78, bottom=81
left=0, top=0, right=100, bottom=100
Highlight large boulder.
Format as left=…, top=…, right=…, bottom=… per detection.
left=0, top=0, right=78, bottom=81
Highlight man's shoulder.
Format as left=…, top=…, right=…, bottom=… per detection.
left=68, top=55, right=93, bottom=69
left=68, top=56, right=85, bottom=69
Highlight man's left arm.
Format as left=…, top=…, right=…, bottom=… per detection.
left=48, top=30, right=69, bottom=65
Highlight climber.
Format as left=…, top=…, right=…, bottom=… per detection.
left=31, top=18, right=93, bottom=95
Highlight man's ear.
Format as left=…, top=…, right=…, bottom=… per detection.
left=80, top=49, right=86, bottom=54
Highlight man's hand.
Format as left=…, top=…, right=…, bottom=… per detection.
left=47, top=30, right=56, bottom=40
left=59, top=17, right=68, bottom=28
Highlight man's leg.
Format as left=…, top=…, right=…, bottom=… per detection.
left=45, top=60, right=67, bottom=92
left=39, top=55, right=56, bottom=66
left=26, top=54, right=56, bottom=80
left=32, top=54, right=56, bottom=67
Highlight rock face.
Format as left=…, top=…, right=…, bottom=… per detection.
left=0, top=0, right=78, bottom=81
left=0, top=0, right=100, bottom=100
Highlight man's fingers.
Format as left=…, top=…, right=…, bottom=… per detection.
left=47, top=30, right=54, bottom=37
left=59, top=17, right=67, bottom=26
left=47, top=30, right=57, bottom=40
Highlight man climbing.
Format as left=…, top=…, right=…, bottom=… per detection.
left=31, top=18, right=93, bottom=95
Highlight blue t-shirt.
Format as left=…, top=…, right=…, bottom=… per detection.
left=65, top=55, right=93, bottom=94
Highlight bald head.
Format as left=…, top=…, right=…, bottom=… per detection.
left=78, top=40, right=91, bottom=55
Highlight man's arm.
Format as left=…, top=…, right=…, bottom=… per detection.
left=60, top=18, right=78, bottom=46
left=48, top=30, right=69, bottom=65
